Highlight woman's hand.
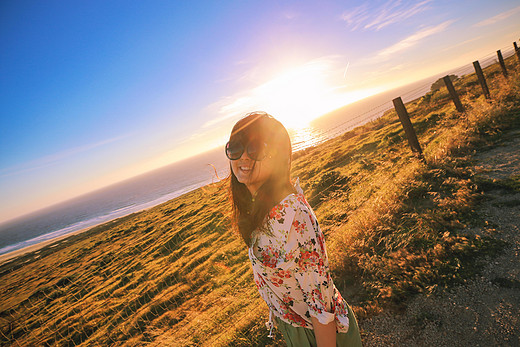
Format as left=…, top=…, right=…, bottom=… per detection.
left=311, top=316, right=336, bottom=347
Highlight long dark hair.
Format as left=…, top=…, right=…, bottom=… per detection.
left=228, top=112, right=294, bottom=246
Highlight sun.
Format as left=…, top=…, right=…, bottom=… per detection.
left=247, top=60, right=380, bottom=130
left=254, top=62, right=342, bottom=129
left=216, top=58, right=383, bottom=132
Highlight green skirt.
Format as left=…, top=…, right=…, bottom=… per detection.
left=274, top=304, right=362, bottom=347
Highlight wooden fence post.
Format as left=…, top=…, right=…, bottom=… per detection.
left=515, top=42, right=520, bottom=63
left=443, top=75, right=465, bottom=113
left=392, top=97, right=423, bottom=158
left=497, top=50, right=508, bottom=77
left=473, top=60, right=490, bottom=99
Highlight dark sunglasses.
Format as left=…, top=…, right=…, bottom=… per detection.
left=225, top=139, right=268, bottom=161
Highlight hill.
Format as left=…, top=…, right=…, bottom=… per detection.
left=0, top=54, right=519, bottom=346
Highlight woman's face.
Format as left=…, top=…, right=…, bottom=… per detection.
left=230, top=143, right=274, bottom=195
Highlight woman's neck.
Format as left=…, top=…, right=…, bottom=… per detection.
left=275, top=184, right=295, bottom=203
left=248, top=181, right=294, bottom=205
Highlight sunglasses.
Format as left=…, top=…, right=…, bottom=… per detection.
left=225, top=139, right=268, bottom=161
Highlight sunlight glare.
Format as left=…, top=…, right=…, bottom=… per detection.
left=250, top=60, right=380, bottom=130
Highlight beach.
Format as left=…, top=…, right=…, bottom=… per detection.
left=0, top=225, right=96, bottom=265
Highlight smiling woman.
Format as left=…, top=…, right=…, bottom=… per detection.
left=225, top=112, right=362, bottom=346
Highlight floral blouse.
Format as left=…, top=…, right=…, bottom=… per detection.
left=249, top=180, right=350, bottom=333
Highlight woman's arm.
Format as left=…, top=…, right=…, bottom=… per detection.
left=311, top=317, right=336, bottom=347
left=291, top=205, right=338, bottom=346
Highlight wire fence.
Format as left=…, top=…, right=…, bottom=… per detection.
left=292, top=42, right=518, bottom=153
left=0, top=39, right=519, bottom=347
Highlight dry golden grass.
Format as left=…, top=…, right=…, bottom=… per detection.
left=0, top=56, right=518, bottom=346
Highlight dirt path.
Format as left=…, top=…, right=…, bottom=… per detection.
left=360, top=129, right=520, bottom=346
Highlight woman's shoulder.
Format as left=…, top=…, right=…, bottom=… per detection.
left=267, top=193, right=298, bottom=223
left=267, top=191, right=312, bottom=223
left=290, top=179, right=314, bottom=214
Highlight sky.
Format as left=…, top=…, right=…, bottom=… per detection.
left=1, top=0, right=519, bottom=223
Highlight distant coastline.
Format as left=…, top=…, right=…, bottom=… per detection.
left=0, top=225, right=95, bottom=265
left=0, top=73, right=445, bottom=260
left=0, top=146, right=230, bottom=255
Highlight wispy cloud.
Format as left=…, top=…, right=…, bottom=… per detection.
left=377, top=20, right=455, bottom=59
left=283, top=11, right=299, bottom=20
left=203, top=95, right=257, bottom=128
left=473, top=5, right=520, bottom=27
left=341, top=0, right=433, bottom=31
left=440, top=36, right=483, bottom=52
left=0, top=134, right=131, bottom=178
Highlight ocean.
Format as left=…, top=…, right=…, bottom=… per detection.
left=0, top=72, right=455, bottom=256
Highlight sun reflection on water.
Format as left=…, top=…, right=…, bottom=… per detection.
left=289, top=126, right=327, bottom=152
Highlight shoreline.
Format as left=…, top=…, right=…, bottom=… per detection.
left=0, top=224, right=99, bottom=266
left=0, top=183, right=210, bottom=267
left=0, top=78, right=437, bottom=269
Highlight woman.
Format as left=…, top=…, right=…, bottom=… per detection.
left=226, top=112, right=362, bottom=346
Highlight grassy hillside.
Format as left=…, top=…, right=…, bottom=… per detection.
left=1, top=55, right=519, bottom=346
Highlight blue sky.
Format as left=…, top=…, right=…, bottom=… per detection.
left=1, top=0, right=519, bottom=222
